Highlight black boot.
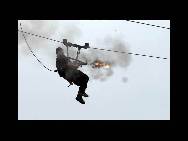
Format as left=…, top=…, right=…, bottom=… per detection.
left=78, top=90, right=89, bottom=97
left=82, top=92, right=89, bottom=97
left=76, top=94, right=85, bottom=104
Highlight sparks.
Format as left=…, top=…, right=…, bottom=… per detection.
left=91, top=59, right=111, bottom=69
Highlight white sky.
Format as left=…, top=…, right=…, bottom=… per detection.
left=18, top=20, right=170, bottom=120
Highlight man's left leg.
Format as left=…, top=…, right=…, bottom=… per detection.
left=78, top=84, right=88, bottom=97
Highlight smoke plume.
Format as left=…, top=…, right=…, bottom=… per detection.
left=77, top=36, right=132, bottom=81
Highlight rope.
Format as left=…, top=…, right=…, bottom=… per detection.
left=125, top=20, right=170, bottom=30
left=18, top=29, right=168, bottom=60
left=19, top=23, right=54, bottom=71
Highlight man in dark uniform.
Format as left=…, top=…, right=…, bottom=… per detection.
left=54, top=47, right=89, bottom=104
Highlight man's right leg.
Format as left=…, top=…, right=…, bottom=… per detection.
left=78, top=84, right=88, bottom=97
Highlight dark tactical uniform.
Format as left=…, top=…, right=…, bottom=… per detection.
left=56, top=47, right=89, bottom=104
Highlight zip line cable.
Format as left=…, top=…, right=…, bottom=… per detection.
left=125, top=20, right=170, bottom=30
left=18, top=29, right=168, bottom=60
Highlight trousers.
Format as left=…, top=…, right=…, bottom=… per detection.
left=57, top=68, right=89, bottom=94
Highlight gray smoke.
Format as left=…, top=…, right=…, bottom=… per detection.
left=18, top=20, right=81, bottom=56
left=18, top=20, right=58, bottom=55
left=122, top=77, right=128, bottom=83
left=77, top=36, right=132, bottom=81
left=60, top=24, right=81, bottom=42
